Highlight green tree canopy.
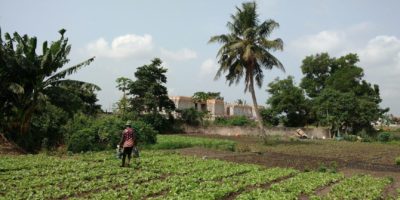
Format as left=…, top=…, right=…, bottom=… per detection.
left=300, top=53, right=387, bottom=135
left=192, top=91, right=223, bottom=102
left=266, top=76, right=310, bottom=127
left=123, top=58, right=175, bottom=115
left=209, top=1, right=285, bottom=132
left=0, top=29, right=98, bottom=137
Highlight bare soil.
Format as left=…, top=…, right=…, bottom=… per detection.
left=0, top=133, right=24, bottom=155
left=173, top=134, right=400, bottom=198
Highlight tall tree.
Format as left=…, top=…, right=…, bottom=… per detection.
left=300, top=53, right=387, bottom=135
left=115, top=77, right=133, bottom=117
left=267, top=76, right=310, bottom=127
left=209, top=1, right=285, bottom=133
left=0, top=29, right=97, bottom=138
left=126, top=58, right=175, bottom=115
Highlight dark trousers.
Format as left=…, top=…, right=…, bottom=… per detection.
left=122, top=147, right=133, bottom=166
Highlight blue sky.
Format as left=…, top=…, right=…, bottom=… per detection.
left=1, top=0, right=400, bottom=115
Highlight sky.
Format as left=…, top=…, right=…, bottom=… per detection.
left=1, top=0, right=399, bottom=115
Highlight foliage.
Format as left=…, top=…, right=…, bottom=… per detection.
left=0, top=150, right=392, bottom=199
left=10, top=102, right=70, bottom=152
left=396, top=157, right=400, bottom=166
left=65, top=114, right=157, bottom=152
left=177, top=108, right=206, bottom=126
left=300, top=53, right=387, bottom=135
left=377, top=132, right=393, bottom=142
left=316, top=175, right=391, bottom=200
left=125, top=58, right=175, bottom=115
left=259, top=108, right=279, bottom=126
left=141, top=113, right=173, bottom=134
left=214, top=116, right=255, bottom=126
left=192, top=91, right=223, bottom=102
left=146, top=135, right=236, bottom=151
left=266, top=76, right=311, bottom=127
left=237, top=172, right=343, bottom=199
left=114, top=77, right=133, bottom=117
left=131, top=120, right=158, bottom=145
left=0, top=29, right=99, bottom=151
left=343, top=134, right=358, bottom=142
left=0, top=151, right=297, bottom=199
left=209, top=1, right=285, bottom=131
left=116, top=58, right=175, bottom=133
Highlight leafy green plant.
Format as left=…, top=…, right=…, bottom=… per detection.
left=395, top=157, right=400, bottom=166
left=377, top=132, right=393, bottom=142
left=343, top=134, right=358, bottom=142
left=146, top=135, right=236, bottom=151
left=65, top=114, right=157, bottom=152
left=214, top=116, right=255, bottom=127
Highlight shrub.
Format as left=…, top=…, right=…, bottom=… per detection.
left=343, top=134, right=358, bottom=142
left=178, top=108, right=206, bottom=126
left=395, top=157, right=400, bottom=166
left=67, top=128, right=96, bottom=153
left=132, top=121, right=158, bottom=145
left=260, top=108, right=279, bottom=126
left=214, top=116, right=255, bottom=127
left=142, top=113, right=174, bottom=133
left=65, top=114, right=158, bottom=153
left=377, top=132, right=393, bottom=142
left=358, top=130, right=374, bottom=142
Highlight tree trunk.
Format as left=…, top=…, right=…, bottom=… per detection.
left=249, top=77, right=266, bottom=137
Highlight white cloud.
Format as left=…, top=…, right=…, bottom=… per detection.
left=160, top=48, right=197, bottom=61
left=200, top=59, right=218, bottom=77
left=290, top=23, right=372, bottom=57
left=291, top=30, right=347, bottom=55
left=359, top=36, right=400, bottom=70
left=358, top=36, right=400, bottom=103
left=86, top=34, right=154, bottom=59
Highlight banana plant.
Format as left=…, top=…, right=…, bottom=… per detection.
left=0, top=29, right=97, bottom=137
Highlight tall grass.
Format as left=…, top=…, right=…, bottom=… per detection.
left=145, top=135, right=236, bottom=151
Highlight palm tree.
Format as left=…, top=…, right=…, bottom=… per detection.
left=209, top=2, right=285, bottom=133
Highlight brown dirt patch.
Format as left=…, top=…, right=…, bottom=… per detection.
left=0, top=133, right=24, bottom=155
left=174, top=133, right=400, bottom=199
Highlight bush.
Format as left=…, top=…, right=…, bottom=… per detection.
left=132, top=121, right=158, bottom=145
left=68, top=128, right=96, bottom=153
left=377, top=132, right=393, bottom=142
left=14, top=103, right=69, bottom=152
left=147, top=135, right=236, bottom=151
left=357, top=130, right=374, bottom=142
left=343, top=134, right=358, bottom=142
left=178, top=108, right=206, bottom=126
left=396, top=157, right=400, bottom=166
left=142, top=113, right=175, bottom=133
left=214, top=116, right=255, bottom=126
left=260, top=108, right=279, bottom=126
left=65, top=114, right=158, bottom=153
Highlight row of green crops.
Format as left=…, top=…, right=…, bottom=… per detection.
left=0, top=150, right=394, bottom=200
left=145, top=134, right=237, bottom=151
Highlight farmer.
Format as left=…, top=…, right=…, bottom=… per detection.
left=119, top=120, right=135, bottom=167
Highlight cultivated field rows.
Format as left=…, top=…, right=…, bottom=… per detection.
left=0, top=151, right=394, bottom=200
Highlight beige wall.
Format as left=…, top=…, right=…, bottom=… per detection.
left=183, top=126, right=330, bottom=139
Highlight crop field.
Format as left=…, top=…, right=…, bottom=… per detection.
left=0, top=150, right=393, bottom=200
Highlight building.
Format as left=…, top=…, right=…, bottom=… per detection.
left=170, top=96, right=261, bottom=119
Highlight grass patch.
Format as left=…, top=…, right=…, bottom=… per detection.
left=396, top=156, right=400, bottom=166
left=144, top=135, right=237, bottom=151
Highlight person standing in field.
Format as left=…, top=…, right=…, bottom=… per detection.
left=119, top=121, right=135, bottom=167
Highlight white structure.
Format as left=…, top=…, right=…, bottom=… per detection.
left=170, top=96, right=261, bottom=119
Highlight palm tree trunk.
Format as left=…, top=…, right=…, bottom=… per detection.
left=249, top=77, right=266, bottom=136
